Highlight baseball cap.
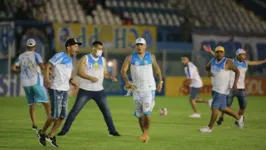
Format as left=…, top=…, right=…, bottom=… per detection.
left=26, top=38, right=36, bottom=47
left=236, top=48, right=246, bottom=55
left=135, top=38, right=146, bottom=45
left=65, top=38, right=82, bottom=47
left=215, top=46, right=225, bottom=52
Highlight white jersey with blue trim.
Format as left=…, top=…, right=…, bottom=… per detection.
left=184, top=62, right=203, bottom=88
left=130, top=52, right=156, bottom=91
left=79, top=54, right=105, bottom=91
left=49, top=52, right=73, bottom=91
left=229, top=58, right=248, bottom=89
left=14, top=51, right=43, bottom=87
left=211, top=57, right=231, bottom=95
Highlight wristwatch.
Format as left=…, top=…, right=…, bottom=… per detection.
left=159, top=81, right=164, bottom=84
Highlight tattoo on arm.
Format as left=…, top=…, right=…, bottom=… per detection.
left=121, top=56, right=131, bottom=83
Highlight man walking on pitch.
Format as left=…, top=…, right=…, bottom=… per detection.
left=180, top=55, right=209, bottom=118
left=12, top=38, right=50, bottom=130
left=203, top=45, right=266, bottom=125
left=36, top=38, right=80, bottom=147
left=200, top=46, right=244, bottom=133
left=121, top=38, right=163, bottom=142
left=57, top=41, right=120, bottom=137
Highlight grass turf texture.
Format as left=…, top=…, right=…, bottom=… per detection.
left=0, top=96, right=265, bottom=150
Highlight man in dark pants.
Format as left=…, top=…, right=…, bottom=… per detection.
left=57, top=41, right=120, bottom=136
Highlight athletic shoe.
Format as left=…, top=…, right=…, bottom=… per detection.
left=200, top=126, right=212, bottom=133
left=109, top=132, right=121, bottom=136
left=217, top=116, right=224, bottom=125
left=189, top=113, right=201, bottom=118
left=46, top=136, right=58, bottom=148
left=36, top=130, right=46, bottom=147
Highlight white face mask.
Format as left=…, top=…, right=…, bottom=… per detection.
left=95, top=50, right=103, bottom=57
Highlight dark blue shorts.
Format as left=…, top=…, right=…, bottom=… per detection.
left=211, top=91, right=228, bottom=110
left=227, top=89, right=247, bottom=109
left=189, top=87, right=201, bottom=100
left=48, top=89, right=68, bottom=119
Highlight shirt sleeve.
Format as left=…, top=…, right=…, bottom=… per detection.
left=13, top=57, right=20, bottom=66
left=186, top=65, right=192, bottom=79
left=49, top=52, right=64, bottom=66
left=34, top=53, right=43, bottom=64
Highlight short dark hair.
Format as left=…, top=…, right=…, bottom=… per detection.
left=92, top=41, right=103, bottom=47
left=181, top=55, right=190, bottom=60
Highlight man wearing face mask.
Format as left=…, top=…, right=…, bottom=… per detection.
left=57, top=41, right=120, bottom=136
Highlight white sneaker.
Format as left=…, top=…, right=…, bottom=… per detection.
left=237, top=116, right=244, bottom=129
left=208, top=99, right=213, bottom=107
left=200, top=126, right=212, bottom=133
left=189, top=113, right=201, bottom=118
left=124, top=89, right=132, bottom=96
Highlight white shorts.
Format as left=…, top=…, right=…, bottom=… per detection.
left=133, top=90, right=155, bottom=118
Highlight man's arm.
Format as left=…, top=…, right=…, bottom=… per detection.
left=104, top=59, right=111, bottom=79
left=247, top=59, right=266, bottom=66
left=44, top=62, right=53, bottom=88
left=227, top=59, right=240, bottom=89
left=77, top=56, right=98, bottom=82
left=11, top=57, right=20, bottom=72
left=103, top=59, right=117, bottom=81
left=35, top=53, right=45, bottom=69
left=205, top=61, right=211, bottom=72
left=203, top=45, right=215, bottom=56
left=120, top=55, right=131, bottom=84
left=151, top=54, right=163, bottom=82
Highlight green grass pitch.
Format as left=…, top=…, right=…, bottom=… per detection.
left=0, top=96, right=266, bottom=150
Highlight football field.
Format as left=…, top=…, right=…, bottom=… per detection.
left=0, top=96, right=265, bottom=150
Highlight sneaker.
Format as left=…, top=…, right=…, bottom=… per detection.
left=32, top=125, right=38, bottom=131
left=57, top=131, right=66, bottom=136
left=189, top=113, right=201, bottom=118
left=208, top=99, right=213, bottom=107
left=236, top=116, right=244, bottom=129
left=36, top=129, right=41, bottom=138
left=36, top=130, right=46, bottom=147
left=216, top=116, right=224, bottom=125
left=46, top=136, right=58, bottom=148
left=200, top=126, right=212, bottom=133
left=109, top=132, right=121, bottom=136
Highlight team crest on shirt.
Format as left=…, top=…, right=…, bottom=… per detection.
left=94, top=62, right=99, bottom=69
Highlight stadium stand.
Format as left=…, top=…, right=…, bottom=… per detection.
left=1, top=0, right=265, bottom=34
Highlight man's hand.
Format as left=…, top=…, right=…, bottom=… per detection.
left=156, top=81, right=163, bottom=92
left=207, top=71, right=213, bottom=77
left=179, top=86, right=185, bottom=92
left=125, top=81, right=137, bottom=90
left=203, top=45, right=212, bottom=52
left=70, top=79, right=79, bottom=89
left=90, top=77, right=99, bottom=83
left=49, top=70, right=54, bottom=78
left=232, top=83, right=237, bottom=91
